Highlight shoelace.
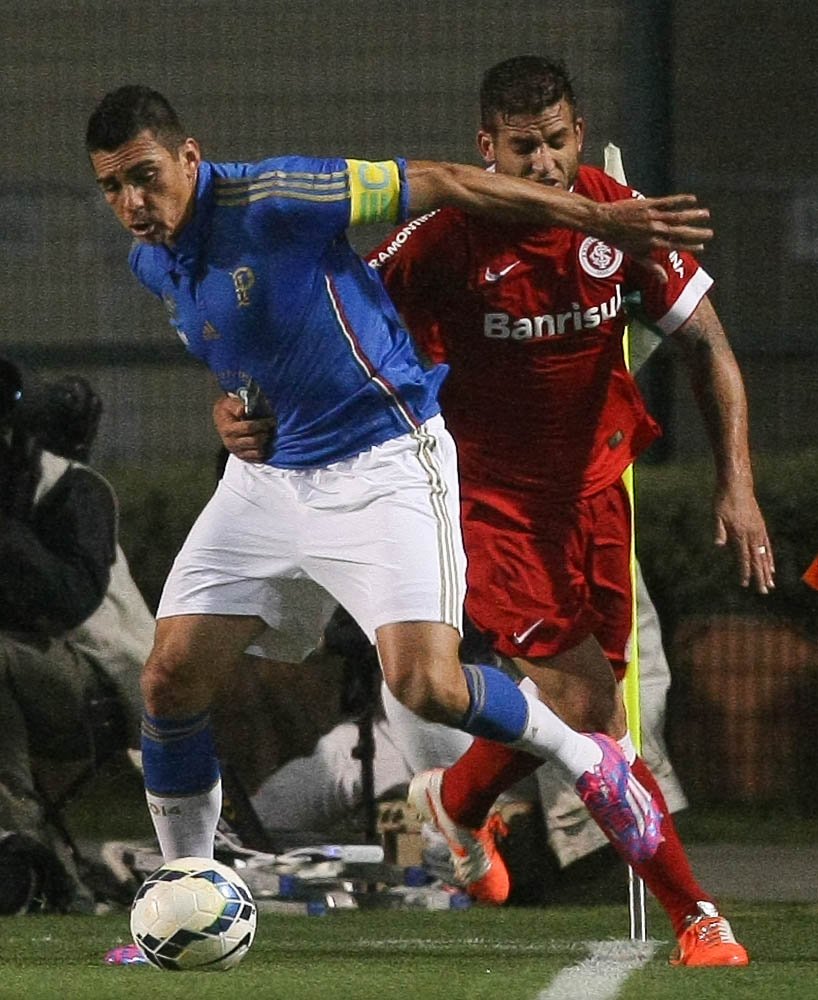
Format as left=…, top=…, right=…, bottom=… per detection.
left=692, top=916, right=736, bottom=946
left=450, top=813, right=508, bottom=883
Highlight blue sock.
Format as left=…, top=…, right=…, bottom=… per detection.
left=141, top=711, right=220, bottom=796
left=461, top=664, right=528, bottom=743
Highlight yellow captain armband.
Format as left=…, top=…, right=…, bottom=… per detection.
left=346, top=159, right=402, bottom=225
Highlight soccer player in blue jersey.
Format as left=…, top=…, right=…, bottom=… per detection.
left=85, top=85, right=713, bottom=871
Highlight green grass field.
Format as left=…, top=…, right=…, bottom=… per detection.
left=1, top=900, right=816, bottom=1000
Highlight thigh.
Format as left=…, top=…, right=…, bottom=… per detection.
left=301, top=416, right=467, bottom=641
left=158, top=455, right=336, bottom=663
left=461, top=486, right=601, bottom=661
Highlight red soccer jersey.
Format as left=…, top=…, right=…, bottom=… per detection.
left=368, top=164, right=713, bottom=500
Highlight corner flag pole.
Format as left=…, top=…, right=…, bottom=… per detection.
left=603, top=142, right=648, bottom=941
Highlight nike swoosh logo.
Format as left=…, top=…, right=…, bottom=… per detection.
left=511, top=618, right=544, bottom=646
left=484, top=260, right=521, bottom=282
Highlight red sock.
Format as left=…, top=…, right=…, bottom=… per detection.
left=629, top=758, right=715, bottom=937
left=440, top=737, right=540, bottom=828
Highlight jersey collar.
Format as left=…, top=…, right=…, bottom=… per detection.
left=168, top=160, right=214, bottom=272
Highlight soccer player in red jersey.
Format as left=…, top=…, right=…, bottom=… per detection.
left=365, top=56, right=773, bottom=966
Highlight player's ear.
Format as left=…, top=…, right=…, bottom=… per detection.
left=574, top=116, right=586, bottom=154
left=477, top=130, right=495, bottom=166
left=179, top=137, right=201, bottom=178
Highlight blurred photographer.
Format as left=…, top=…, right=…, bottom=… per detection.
left=0, top=362, right=151, bottom=913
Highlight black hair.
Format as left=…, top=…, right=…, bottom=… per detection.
left=480, top=56, right=578, bottom=130
left=25, top=375, right=103, bottom=462
left=85, top=85, right=186, bottom=154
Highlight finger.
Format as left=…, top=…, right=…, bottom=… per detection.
left=219, top=394, right=247, bottom=418
left=645, top=194, right=700, bottom=211
left=751, top=541, right=776, bottom=592
left=653, top=239, right=707, bottom=253
left=751, top=558, right=768, bottom=594
left=651, top=226, right=713, bottom=248
left=234, top=440, right=268, bottom=460
left=654, top=206, right=711, bottom=225
left=736, top=541, right=752, bottom=588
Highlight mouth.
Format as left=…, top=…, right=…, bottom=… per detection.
left=129, top=220, right=160, bottom=240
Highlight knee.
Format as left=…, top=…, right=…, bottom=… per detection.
left=579, top=679, right=623, bottom=735
left=140, top=644, right=210, bottom=719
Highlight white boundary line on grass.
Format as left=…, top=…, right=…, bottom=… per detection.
left=537, top=939, right=659, bottom=1000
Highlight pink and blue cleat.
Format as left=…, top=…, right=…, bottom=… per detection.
left=104, top=943, right=148, bottom=966
left=575, top=734, right=664, bottom=865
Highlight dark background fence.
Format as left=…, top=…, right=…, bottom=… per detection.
left=3, top=0, right=817, bottom=808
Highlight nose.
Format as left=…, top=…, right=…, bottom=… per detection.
left=530, top=144, right=556, bottom=177
left=121, top=183, right=145, bottom=213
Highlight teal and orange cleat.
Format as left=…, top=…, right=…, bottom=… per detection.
left=408, top=768, right=510, bottom=905
left=669, top=904, right=750, bottom=967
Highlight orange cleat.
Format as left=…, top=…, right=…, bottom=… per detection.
left=669, top=905, right=750, bottom=967
left=408, top=768, right=510, bottom=905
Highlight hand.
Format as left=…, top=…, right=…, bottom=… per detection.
left=213, top=394, right=276, bottom=462
left=713, top=485, right=775, bottom=594
left=601, top=194, right=713, bottom=283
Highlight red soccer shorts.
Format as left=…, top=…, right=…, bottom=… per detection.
left=461, top=478, right=632, bottom=676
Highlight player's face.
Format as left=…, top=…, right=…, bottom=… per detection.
left=90, top=130, right=201, bottom=245
left=478, top=99, right=584, bottom=190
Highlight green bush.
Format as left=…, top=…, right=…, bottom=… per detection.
left=636, top=448, right=818, bottom=640
left=103, top=459, right=217, bottom=613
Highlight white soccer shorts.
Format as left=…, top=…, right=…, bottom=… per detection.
left=157, top=415, right=466, bottom=661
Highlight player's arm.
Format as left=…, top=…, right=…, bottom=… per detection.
left=213, top=394, right=276, bottom=463
left=669, top=295, right=774, bottom=594
left=403, top=160, right=712, bottom=273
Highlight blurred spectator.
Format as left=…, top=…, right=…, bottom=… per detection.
left=0, top=363, right=152, bottom=913
left=247, top=589, right=687, bottom=902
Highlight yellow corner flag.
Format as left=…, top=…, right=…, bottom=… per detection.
left=603, top=142, right=642, bottom=755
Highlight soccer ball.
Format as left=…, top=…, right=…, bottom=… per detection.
left=130, top=856, right=257, bottom=971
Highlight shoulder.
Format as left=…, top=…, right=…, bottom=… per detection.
left=367, top=206, right=465, bottom=272
left=211, top=154, right=349, bottom=193
left=36, top=453, right=115, bottom=508
left=210, top=155, right=354, bottom=228
left=575, top=164, right=638, bottom=203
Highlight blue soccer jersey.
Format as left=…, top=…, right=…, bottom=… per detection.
left=130, top=156, right=447, bottom=467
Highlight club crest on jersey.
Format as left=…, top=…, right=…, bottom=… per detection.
left=231, top=266, right=256, bottom=308
left=578, top=237, right=623, bottom=279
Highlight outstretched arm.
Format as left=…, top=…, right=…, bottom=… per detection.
left=403, top=160, right=712, bottom=278
left=670, top=296, right=774, bottom=593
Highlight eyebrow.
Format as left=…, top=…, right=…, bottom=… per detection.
left=508, top=126, right=570, bottom=145
left=95, top=157, right=159, bottom=185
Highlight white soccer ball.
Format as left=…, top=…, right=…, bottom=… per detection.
left=130, top=856, right=257, bottom=971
